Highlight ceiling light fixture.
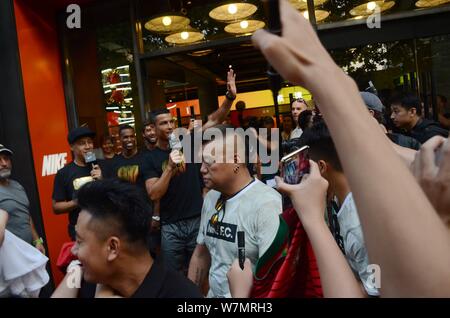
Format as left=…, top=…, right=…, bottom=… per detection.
left=415, top=0, right=450, bottom=7
left=145, top=14, right=190, bottom=34
left=224, top=19, right=265, bottom=34
left=289, top=0, right=329, bottom=10
left=349, top=1, right=396, bottom=16
left=209, top=2, right=258, bottom=22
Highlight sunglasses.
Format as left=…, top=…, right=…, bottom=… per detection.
left=210, top=196, right=226, bottom=232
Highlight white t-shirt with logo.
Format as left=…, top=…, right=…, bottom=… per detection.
left=337, top=192, right=380, bottom=296
left=197, top=179, right=282, bottom=298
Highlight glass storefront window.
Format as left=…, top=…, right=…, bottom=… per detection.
left=287, top=0, right=450, bottom=26
left=329, top=33, right=450, bottom=123
left=62, top=1, right=141, bottom=154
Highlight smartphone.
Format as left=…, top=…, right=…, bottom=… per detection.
left=280, top=145, right=310, bottom=185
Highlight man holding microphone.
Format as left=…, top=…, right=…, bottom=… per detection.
left=52, top=126, right=103, bottom=240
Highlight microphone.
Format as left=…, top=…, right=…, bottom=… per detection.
left=168, top=133, right=183, bottom=168
left=84, top=151, right=98, bottom=167
left=237, top=231, right=245, bottom=270
left=168, top=133, right=182, bottom=151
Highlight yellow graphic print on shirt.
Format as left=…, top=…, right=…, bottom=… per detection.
left=117, top=165, right=139, bottom=184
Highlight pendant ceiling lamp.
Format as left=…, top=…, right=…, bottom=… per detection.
left=349, top=1, right=395, bottom=16
left=165, top=28, right=205, bottom=45
left=289, top=0, right=329, bottom=10
left=209, top=2, right=258, bottom=22
left=301, top=10, right=330, bottom=22
left=415, top=0, right=450, bottom=7
left=224, top=19, right=265, bottom=34
left=145, top=14, right=190, bottom=34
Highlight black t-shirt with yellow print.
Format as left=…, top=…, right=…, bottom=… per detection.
left=141, top=147, right=204, bottom=225
left=108, top=152, right=148, bottom=188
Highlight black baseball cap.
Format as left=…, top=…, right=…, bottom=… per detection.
left=67, top=127, right=96, bottom=144
left=0, top=144, right=13, bottom=156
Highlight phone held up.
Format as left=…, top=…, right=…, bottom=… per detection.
left=280, top=145, right=310, bottom=185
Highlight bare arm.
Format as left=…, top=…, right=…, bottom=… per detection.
left=53, top=199, right=78, bottom=215
left=51, top=262, right=82, bottom=298
left=30, top=217, right=45, bottom=254
left=146, top=150, right=183, bottom=201
left=226, top=258, right=253, bottom=298
left=30, top=217, right=40, bottom=242
left=146, top=172, right=172, bottom=202
left=202, top=69, right=236, bottom=131
left=188, top=244, right=211, bottom=289
left=253, top=0, right=450, bottom=296
left=0, top=209, right=8, bottom=247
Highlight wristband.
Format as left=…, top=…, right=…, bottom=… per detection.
left=225, top=90, right=236, bottom=101
left=33, top=237, right=44, bottom=246
left=152, top=215, right=160, bottom=222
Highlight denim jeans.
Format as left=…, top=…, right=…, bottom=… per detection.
left=161, top=215, right=201, bottom=273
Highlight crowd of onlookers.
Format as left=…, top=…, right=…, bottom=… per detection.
left=1, top=0, right=450, bottom=298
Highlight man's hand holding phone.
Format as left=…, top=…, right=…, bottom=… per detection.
left=280, top=145, right=310, bottom=184
left=276, top=160, right=329, bottom=228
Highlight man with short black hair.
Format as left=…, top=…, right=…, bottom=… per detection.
left=0, top=144, right=45, bottom=253
left=68, top=179, right=202, bottom=298
left=390, top=93, right=448, bottom=144
left=53, top=126, right=103, bottom=240
left=360, top=91, right=421, bottom=150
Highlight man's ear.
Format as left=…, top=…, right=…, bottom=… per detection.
left=409, top=108, right=417, bottom=117
left=106, top=237, right=120, bottom=262
left=317, top=160, right=328, bottom=175
left=369, top=109, right=375, bottom=117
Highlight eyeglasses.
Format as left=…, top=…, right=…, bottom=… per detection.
left=210, top=196, right=226, bottom=232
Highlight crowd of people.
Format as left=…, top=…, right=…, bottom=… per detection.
left=1, top=0, right=450, bottom=298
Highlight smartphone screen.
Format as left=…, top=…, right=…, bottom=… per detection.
left=280, top=146, right=310, bottom=184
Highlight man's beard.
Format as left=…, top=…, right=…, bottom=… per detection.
left=0, top=169, right=11, bottom=180
left=145, top=137, right=157, bottom=145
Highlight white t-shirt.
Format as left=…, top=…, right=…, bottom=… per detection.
left=337, top=193, right=380, bottom=296
left=197, top=179, right=282, bottom=298
left=290, top=127, right=303, bottom=139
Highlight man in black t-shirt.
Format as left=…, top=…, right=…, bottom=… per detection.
left=108, top=124, right=147, bottom=188
left=143, top=68, right=237, bottom=273
left=52, top=127, right=103, bottom=240
left=55, top=179, right=202, bottom=298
